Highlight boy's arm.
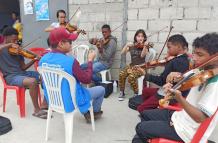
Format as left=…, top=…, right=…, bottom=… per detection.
left=170, top=88, right=208, bottom=123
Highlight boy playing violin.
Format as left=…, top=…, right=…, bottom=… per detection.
left=132, top=33, right=218, bottom=143
left=118, top=29, right=151, bottom=101
left=137, top=34, right=190, bottom=112
left=0, top=27, right=46, bottom=119
left=81, top=24, right=117, bottom=83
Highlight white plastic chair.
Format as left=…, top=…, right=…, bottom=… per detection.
left=38, top=66, right=95, bottom=143
left=137, top=48, right=157, bottom=95
left=72, top=44, right=89, bottom=65
left=99, top=69, right=112, bottom=83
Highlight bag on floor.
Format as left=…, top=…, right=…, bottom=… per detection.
left=128, top=95, right=143, bottom=110
left=0, top=116, right=12, bottom=135
left=97, top=81, right=113, bottom=98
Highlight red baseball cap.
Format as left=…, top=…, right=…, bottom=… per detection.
left=49, top=27, right=78, bottom=45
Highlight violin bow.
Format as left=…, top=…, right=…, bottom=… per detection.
left=193, top=53, right=218, bottom=70
left=22, top=37, right=41, bottom=49
left=111, top=21, right=127, bottom=33
left=157, top=26, right=174, bottom=60
left=66, top=7, right=81, bottom=27
left=147, top=26, right=169, bottom=38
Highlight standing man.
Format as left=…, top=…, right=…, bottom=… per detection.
left=81, top=24, right=117, bottom=83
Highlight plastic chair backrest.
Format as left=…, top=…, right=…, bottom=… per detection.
left=145, top=48, right=157, bottom=62
left=38, top=66, right=77, bottom=113
left=72, top=45, right=89, bottom=65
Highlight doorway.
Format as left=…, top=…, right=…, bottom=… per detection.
left=0, top=0, right=20, bottom=33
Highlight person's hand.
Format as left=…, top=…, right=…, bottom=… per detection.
left=88, top=50, right=96, bottom=62
left=10, top=43, right=21, bottom=54
left=89, top=38, right=98, bottom=45
left=33, top=56, right=41, bottom=61
left=163, top=83, right=182, bottom=100
left=166, top=72, right=182, bottom=83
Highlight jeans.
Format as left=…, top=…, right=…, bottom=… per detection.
left=132, top=109, right=183, bottom=143
left=81, top=61, right=108, bottom=83
left=86, top=86, right=105, bottom=112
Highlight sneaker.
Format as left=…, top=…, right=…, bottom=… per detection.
left=94, top=111, right=103, bottom=119
left=118, top=92, right=125, bottom=101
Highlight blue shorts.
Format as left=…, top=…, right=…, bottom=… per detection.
left=8, top=71, right=40, bottom=87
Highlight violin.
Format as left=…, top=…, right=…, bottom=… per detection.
left=134, top=56, right=175, bottom=69
left=127, top=56, right=175, bottom=74
left=133, top=42, right=154, bottom=49
left=90, top=38, right=110, bottom=48
left=60, top=22, right=86, bottom=35
left=8, top=46, right=40, bottom=60
left=159, top=68, right=218, bottom=107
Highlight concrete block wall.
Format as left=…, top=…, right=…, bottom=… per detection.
left=69, top=0, right=218, bottom=79
left=68, top=0, right=124, bottom=79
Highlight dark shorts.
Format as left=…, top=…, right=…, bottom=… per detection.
left=7, top=71, right=40, bottom=87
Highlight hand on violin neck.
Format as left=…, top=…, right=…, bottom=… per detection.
left=11, top=43, right=21, bottom=53
left=166, top=72, right=182, bottom=83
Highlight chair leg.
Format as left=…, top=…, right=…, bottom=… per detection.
left=89, top=105, right=95, bottom=131
left=108, top=70, right=111, bottom=81
left=19, top=88, right=26, bottom=118
left=45, top=108, right=53, bottom=141
left=64, top=113, right=74, bottom=143
left=3, top=88, right=7, bottom=112
left=100, top=71, right=107, bottom=83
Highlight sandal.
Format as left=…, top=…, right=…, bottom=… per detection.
left=32, top=110, right=47, bottom=119
left=40, top=107, right=48, bottom=111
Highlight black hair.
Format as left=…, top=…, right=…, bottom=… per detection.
left=2, top=27, right=18, bottom=36
left=168, top=34, right=188, bottom=49
left=56, top=9, right=66, bottom=18
left=134, top=29, right=147, bottom=44
left=12, top=11, right=19, bottom=17
left=193, top=33, right=218, bottom=55
left=102, top=24, right=111, bottom=30
left=47, top=37, right=50, bottom=47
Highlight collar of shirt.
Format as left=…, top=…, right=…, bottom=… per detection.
left=51, top=49, right=66, bottom=55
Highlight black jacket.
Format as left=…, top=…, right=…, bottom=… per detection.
left=145, top=54, right=190, bottom=86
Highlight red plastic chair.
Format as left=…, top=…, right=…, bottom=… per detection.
left=29, top=47, right=50, bottom=71
left=148, top=108, right=218, bottom=143
left=1, top=72, right=42, bottom=118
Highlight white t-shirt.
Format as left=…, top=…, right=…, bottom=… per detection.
left=50, top=22, right=60, bottom=28
left=171, top=75, right=218, bottom=143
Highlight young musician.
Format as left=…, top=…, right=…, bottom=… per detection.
left=39, top=27, right=105, bottom=123
left=81, top=24, right=117, bottom=83
left=45, top=9, right=67, bottom=32
left=132, top=33, right=218, bottom=143
left=118, top=29, right=150, bottom=101
left=0, top=27, right=44, bottom=119
left=137, top=34, right=190, bottom=112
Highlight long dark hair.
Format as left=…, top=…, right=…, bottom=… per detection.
left=134, top=29, right=147, bottom=44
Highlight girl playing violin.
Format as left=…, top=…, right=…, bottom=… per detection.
left=132, top=33, right=218, bottom=143
left=118, top=29, right=151, bottom=101
left=137, top=34, right=190, bottom=112
left=45, top=10, right=67, bottom=32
